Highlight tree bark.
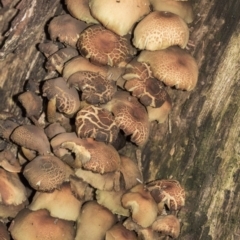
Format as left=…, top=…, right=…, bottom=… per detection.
left=0, top=0, right=240, bottom=239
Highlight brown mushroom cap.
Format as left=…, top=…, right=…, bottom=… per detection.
left=38, top=41, right=63, bottom=58
left=89, top=0, right=150, bottom=36
left=102, top=91, right=150, bottom=147
left=44, top=122, right=66, bottom=140
left=152, top=215, right=180, bottom=239
left=150, top=0, right=194, bottom=23
left=10, top=125, right=51, bottom=155
left=0, top=150, right=21, bottom=172
left=106, top=223, right=137, bottom=240
left=9, top=208, right=75, bottom=240
left=68, top=71, right=117, bottom=104
left=0, top=119, right=19, bottom=141
left=121, top=184, right=158, bottom=228
left=75, top=106, right=119, bottom=143
left=23, top=155, right=72, bottom=192
left=61, top=138, right=121, bottom=173
left=138, top=46, right=199, bottom=91
left=77, top=25, right=135, bottom=67
left=133, top=11, right=189, bottom=51
left=146, top=179, right=185, bottom=211
left=75, top=201, right=117, bottom=240
left=65, top=0, right=99, bottom=24
left=48, top=14, right=88, bottom=47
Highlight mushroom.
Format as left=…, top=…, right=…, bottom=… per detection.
left=138, top=46, right=199, bottom=91
left=75, top=201, right=117, bottom=240
left=0, top=118, right=19, bottom=141
left=133, top=11, right=189, bottom=50
left=68, top=71, right=117, bottom=104
left=38, top=41, right=63, bottom=58
left=77, top=25, right=136, bottom=67
left=48, top=14, right=88, bottom=47
left=88, top=0, right=151, bottom=36
left=146, top=179, right=185, bottom=212
left=23, top=155, right=73, bottom=192
left=0, top=222, right=10, bottom=240
left=44, top=122, right=66, bottom=140
left=106, top=223, right=137, bottom=240
left=42, top=77, right=80, bottom=122
left=102, top=91, right=150, bottom=147
left=0, top=149, right=21, bottom=172
left=121, top=184, right=158, bottom=228
left=65, top=0, right=99, bottom=24
left=9, top=208, right=75, bottom=240
left=150, top=0, right=194, bottom=23
left=75, top=105, right=119, bottom=143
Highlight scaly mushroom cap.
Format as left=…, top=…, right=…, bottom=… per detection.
left=9, top=208, right=75, bottom=240
left=0, top=168, right=27, bottom=206
left=62, top=138, right=121, bottom=173
left=146, top=179, right=185, bottom=211
left=75, top=201, right=117, bottom=240
left=106, top=223, right=137, bottom=240
left=102, top=91, right=150, bottom=147
left=65, top=0, right=99, bottom=24
left=89, top=0, right=150, bottom=36
left=45, top=46, right=79, bottom=73
left=23, top=155, right=72, bottom=192
left=138, top=46, right=199, bottom=91
left=150, top=0, right=194, bottom=23
left=68, top=71, right=117, bottom=104
left=77, top=25, right=135, bottom=67
left=29, top=182, right=83, bottom=221
left=133, top=11, right=189, bottom=50
left=42, top=77, right=80, bottom=117
left=10, top=125, right=51, bottom=155
left=152, top=215, right=180, bottom=239
left=0, top=150, right=21, bottom=172
left=75, top=106, right=119, bottom=143
left=121, top=184, right=158, bottom=228
left=48, top=14, right=88, bottom=47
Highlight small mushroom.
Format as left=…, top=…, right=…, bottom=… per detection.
left=106, top=223, right=137, bottom=240
left=75, top=106, right=119, bottom=143
left=0, top=149, right=21, bottom=172
left=75, top=201, right=117, bottom=240
left=48, top=14, right=88, bottom=47
left=0, top=118, right=19, bottom=141
left=38, top=41, right=63, bottom=58
left=77, top=25, right=135, bottom=67
left=89, top=0, right=150, bottom=36
left=9, top=208, right=75, bottom=240
left=133, top=11, right=189, bottom=50
left=44, top=122, right=66, bottom=140
left=68, top=71, right=117, bottom=104
left=138, top=46, right=199, bottom=91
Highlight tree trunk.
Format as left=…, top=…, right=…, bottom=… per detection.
left=0, top=0, right=239, bottom=239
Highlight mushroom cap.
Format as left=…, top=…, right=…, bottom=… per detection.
left=0, top=118, right=19, bottom=141
left=75, top=106, right=119, bottom=143
left=0, top=150, right=21, bottom=172
left=42, top=77, right=80, bottom=116
left=61, top=138, right=121, bottom=173
left=152, top=215, right=180, bottom=238
left=89, top=0, right=150, bottom=36
left=44, top=122, right=66, bottom=140
left=23, top=155, right=71, bottom=192
left=102, top=91, right=150, bottom=147
left=68, top=71, right=117, bottom=104
left=48, top=14, right=88, bottom=47
left=77, top=25, right=135, bottom=67
left=28, top=182, right=82, bottom=221
left=121, top=184, right=158, bottom=228
left=9, top=208, right=75, bottom=240
left=146, top=179, right=185, bottom=211
left=38, top=41, right=63, bottom=58
left=138, top=46, right=199, bottom=91
left=106, top=223, right=137, bottom=240
left=10, top=125, right=51, bottom=155
left=133, top=11, right=189, bottom=50
left=75, top=201, right=117, bottom=240
left=65, top=0, right=99, bottom=24
left=150, top=0, right=194, bottom=23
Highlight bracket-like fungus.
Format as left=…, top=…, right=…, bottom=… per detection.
left=89, top=0, right=151, bottom=36
left=138, top=46, right=199, bottom=91
left=75, top=201, right=117, bottom=240
left=133, top=11, right=189, bottom=51
left=77, top=25, right=135, bottom=67
left=102, top=91, right=150, bottom=147
left=75, top=106, right=119, bottom=143
left=68, top=71, right=117, bottom=104
left=9, top=208, right=75, bottom=240
left=48, top=14, right=88, bottom=47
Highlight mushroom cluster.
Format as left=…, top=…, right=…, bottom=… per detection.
left=0, top=0, right=198, bottom=239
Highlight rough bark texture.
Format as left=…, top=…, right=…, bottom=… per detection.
left=0, top=0, right=239, bottom=240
